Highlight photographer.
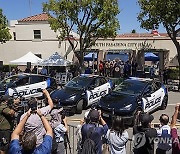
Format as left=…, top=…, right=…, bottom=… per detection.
left=0, top=95, right=15, bottom=154
left=133, top=113, right=157, bottom=154
left=20, top=89, right=53, bottom=147
left=50, top=108, right=68, bottom=154
left=9, top=109, right=53, bottom=154
left=171, top=103, right=180, bottom=154
left=81, top=109, right=108, bottom=154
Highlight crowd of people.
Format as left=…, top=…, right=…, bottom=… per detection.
left=85, top=59, right=138, bottom=78
left=0, top=86, right=180, bottom=154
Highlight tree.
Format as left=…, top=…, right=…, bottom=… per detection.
left=0, top=8, right=11, bottom=43
left=43, top=0, right=120, bottom=71
left=131, top=29, right=136, bottom=33
left=137, top=0, right=180, bottom=88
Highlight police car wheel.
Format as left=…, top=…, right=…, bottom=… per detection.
left=76, top=99, right=83, bottom=114
left=160, top=95, right=168, bottom=110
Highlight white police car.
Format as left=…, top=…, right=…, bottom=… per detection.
left=50, top=74, right=113, bottom=114
left=0, top=73, right=57, bottom=98
left=98, top=77, right=168, bottom=126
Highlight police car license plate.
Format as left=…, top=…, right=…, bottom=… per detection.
left=103, top=113, right=109, bottom=118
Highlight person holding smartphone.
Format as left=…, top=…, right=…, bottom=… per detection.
left=171, top=103, right=180, bottom=154
left=20, top=89, right=54, bottom=147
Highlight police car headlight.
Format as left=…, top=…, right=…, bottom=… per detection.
left=119, top=104, right=132, bottom=111
left=66, top=95, right=76, bottom=101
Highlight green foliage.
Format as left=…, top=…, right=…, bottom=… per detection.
left=168, top=68, right=179, bottom=80
left=43, top=0, right=120, bottom=67
left=0, top=8, right=11, bottom=43
left=131, top=29, right=136, bottom=33
left=138, top=0, right=180, bottom=32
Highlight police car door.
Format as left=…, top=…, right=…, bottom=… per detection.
left=152, top=81, right=164, bottom=108
left=87, top=78, right=107, bottom=105
left=142, top=84, right=156, bottom=113
left=8, top=75, right=48, bottom=98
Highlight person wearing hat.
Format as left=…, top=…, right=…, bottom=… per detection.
left=133, top=113, right=157, bottom=154
left=0, top=95, right=15, bottom=154
left=81, top=109, right=108, bottom=154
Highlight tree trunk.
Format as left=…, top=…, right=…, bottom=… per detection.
left=174, top=42, right=180, bottom=90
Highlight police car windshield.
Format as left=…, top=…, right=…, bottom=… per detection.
left=65, top=76, right=93, bottom=89
left=0, top=76, right=20, bottom=88
left=113, top=80, right=146, bottom=95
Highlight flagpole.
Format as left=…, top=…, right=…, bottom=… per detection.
left=29, top=0, right=32, bottom=16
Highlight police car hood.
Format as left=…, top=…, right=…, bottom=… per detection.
left=51, top=87, right=83, bottom=100
left=99, top=92, right=137, bottom=112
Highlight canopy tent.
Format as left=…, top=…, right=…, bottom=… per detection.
left=10, top=52, right=43, bottom=65
left=144, top=52, right=159, bottom=61
left=39, top=52, right=71, bottom=66
left=84, top=52, right=97, bottom=61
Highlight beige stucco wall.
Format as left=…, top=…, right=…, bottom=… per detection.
left=0, top=22, right=74, bottom=65
left=0, top=19, right=179, bottom=65
left=92, top=37, right=179, bottom=60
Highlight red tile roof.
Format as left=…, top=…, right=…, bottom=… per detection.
left=18, top=13, right=50, bottom=22
left=116, top=33, right=168, bottom=38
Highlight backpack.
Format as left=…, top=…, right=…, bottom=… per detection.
left=81, top=126, right=96, bottom=154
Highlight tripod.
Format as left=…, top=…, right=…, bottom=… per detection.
left=64, top=133, right=72, bottom=154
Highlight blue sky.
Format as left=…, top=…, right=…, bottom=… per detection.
left=0, top=0, right=166, bottom=34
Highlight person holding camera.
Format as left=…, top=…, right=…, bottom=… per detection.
left=133, top=113, right=157, bottom=154
left=171, top=103, right=180, bottom=154
left=9, top=109, right=53, bottom=154
left=0, top=95, right=15, bottom=154
left=20, top=89, right=54, bottom=147
left=50, top=108, right=68, bottom=154
left=81, top=109, right=108, bottom=154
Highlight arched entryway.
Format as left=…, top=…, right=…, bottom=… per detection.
left=137, top=49, right=169, bottom=80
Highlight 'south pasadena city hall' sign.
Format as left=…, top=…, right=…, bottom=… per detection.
left=93, top=41, right=155, bottom=49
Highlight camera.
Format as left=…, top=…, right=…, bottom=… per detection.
left=60, top=110, right=66, bottom=120
left=28, top=97, right=38, bottom=113
left=1, top=137, right=8, bottom=145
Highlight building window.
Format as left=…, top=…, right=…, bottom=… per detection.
left=33, top=30, right=41, bottom=39
left=13, top=32, right=16, bottom=40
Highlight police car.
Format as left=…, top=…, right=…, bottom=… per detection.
left=50, top=74, right=113, bottom=114
left=0, top=73, right=57, bottom=98
left=98, top=77, right=168, bottom=126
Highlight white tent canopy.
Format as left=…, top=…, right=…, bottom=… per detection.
left=10, top=52, right=43, bottom=65
left=39, top=52, right=71, bottom=66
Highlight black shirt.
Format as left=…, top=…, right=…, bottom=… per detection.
left=133, top=125, right=157, bottom=154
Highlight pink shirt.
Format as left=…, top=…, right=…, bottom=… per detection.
left=171, top=128, right=180, bottom=154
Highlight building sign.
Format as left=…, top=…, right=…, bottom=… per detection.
left=93, top=41, right=154, bottom=49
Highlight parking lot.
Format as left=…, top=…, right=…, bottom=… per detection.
left=66, top=91, right=180, bottom=154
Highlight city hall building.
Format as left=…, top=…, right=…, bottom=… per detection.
left=0, top=13, right=179, bottom=71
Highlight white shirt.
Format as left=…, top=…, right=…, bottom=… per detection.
left=157, top=125, right=172, bottom=150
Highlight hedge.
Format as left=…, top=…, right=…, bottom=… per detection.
left=168, top=68, right=179, bottom=80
